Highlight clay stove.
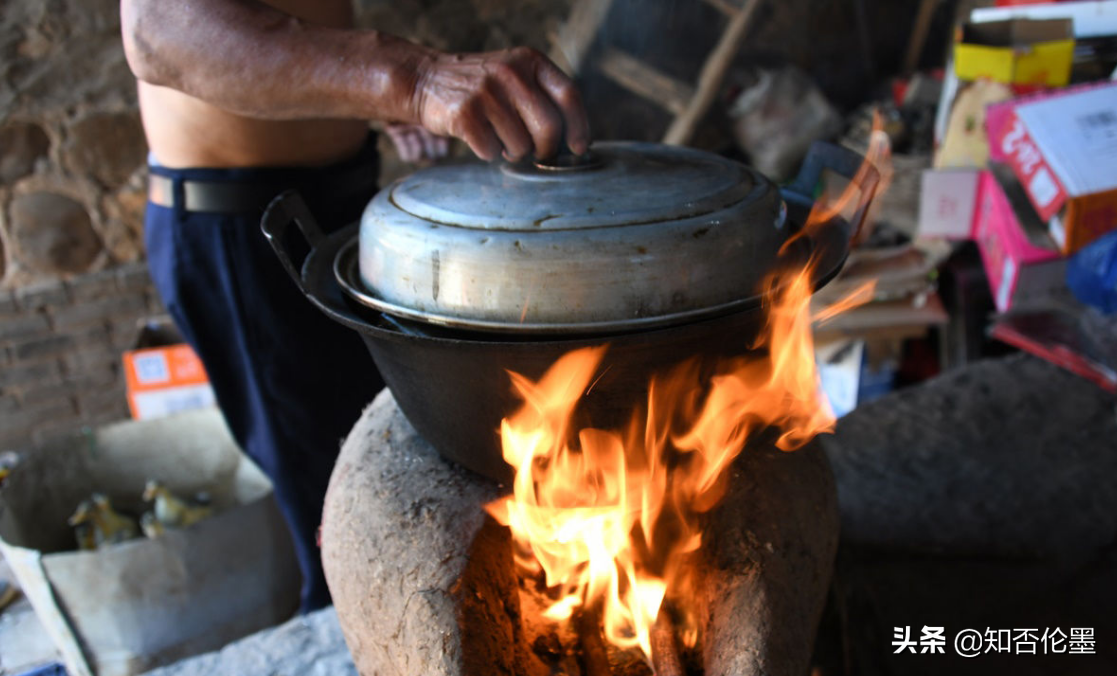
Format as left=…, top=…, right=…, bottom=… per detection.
left=321, top=390, right=838, bottom=676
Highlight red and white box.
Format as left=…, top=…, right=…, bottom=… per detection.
left=985, top=80, right=1113, bottom=165
left=994, top=82, right=1117, bottom=254
left=972, top=171, right=1066, bottom=312
left=122, top=322, right=215, bottom=420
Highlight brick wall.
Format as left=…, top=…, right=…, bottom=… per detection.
left=0, top=264, right=162, bottom=450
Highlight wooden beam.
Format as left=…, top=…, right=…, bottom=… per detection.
left=597, top=47, right=695, bottom=116
left=548, top=0, right=615, bottom=75
left=903, top=0, right=940, bottom=75
left=701, top=0, right=741, bottom=17
left=663, top=0, right=764, bottom=146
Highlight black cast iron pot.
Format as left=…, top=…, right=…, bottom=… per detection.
left=262, top=142, right=878, bottom=482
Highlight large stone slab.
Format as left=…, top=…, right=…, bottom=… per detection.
left=142, top=608, right=354, bottom=676
left=825, top=351, right=1117, bottom=559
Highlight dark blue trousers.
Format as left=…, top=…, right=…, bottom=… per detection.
left=144, top=139, right=384, bottom=612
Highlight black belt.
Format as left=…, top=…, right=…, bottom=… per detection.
left=147, top=166, right=377, bottom=214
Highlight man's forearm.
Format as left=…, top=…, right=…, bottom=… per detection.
left=121, top=0, right=590, bottom=160
left=121, top=0, right=426, bottom=122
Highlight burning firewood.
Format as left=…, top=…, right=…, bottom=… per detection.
left=650, top=610, right=684, bottom=676
left=575, top=604, right=611, bottom=676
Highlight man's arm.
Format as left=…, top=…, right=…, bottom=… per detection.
left=120, top=0, right=588, bottom=160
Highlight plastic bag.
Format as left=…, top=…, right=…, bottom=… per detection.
left=1067, top=229, right=1117, bottom=314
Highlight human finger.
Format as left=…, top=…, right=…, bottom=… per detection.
left=503, top=80, right=564, bottom=158
left=455, top=104, right=504, bottom=162
left=403, top=130, right=423, bottom=162
left=490, top=51, right=565, bottom=158
left=433, top=135, right=450, bottom=158
left=419, top=127, right=449, bottom=158
left=478, top=85, right=534, bottom=161
left=535, top=60, right=590, bottom=155
left=418, top=129, right=443, bottom=159
left=385, top=125, right=419, bottom=162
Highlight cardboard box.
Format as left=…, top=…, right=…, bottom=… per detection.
left=995, top=83, right=1117, bottom=253
left=995, top=0, right=1062, bottom=6
left=954, top=19, right=1074, bottom=87
left=972, top=171, right=1067, bottom=311
left=984, top=81, right=1103, bottom=164
left=121, top=319, right=215, bottom=420
left=973, top=1, right=1117, bottom=39
left=0, top=410, right=300, bottom=676
left=919, top=168, right=981, bottom=238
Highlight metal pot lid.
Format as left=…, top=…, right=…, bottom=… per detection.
left=356, top=141, right=804, bottom=334
left=389, top=142, right=760, bottom=231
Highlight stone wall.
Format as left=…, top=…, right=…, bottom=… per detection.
left=1, top=0, right=147, bottom=288
left=1, top=0, right=152, bottom=450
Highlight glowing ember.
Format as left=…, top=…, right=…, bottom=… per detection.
left=487, top=122, right=891, bottom=665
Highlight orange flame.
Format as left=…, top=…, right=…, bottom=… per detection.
left=813, top=280, right=878, bottom=325
left=487, top=121, right=891, bottom=664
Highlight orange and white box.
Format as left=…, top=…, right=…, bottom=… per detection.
left=997, top=83, right=1117, bottom=254
left=122, top=344, right=215, bottom=420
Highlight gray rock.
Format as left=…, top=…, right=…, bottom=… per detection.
left=0, top=121, right=50, bottom=184
left=824, top=352, right=1117, bottom=560
left=8, top=192, right=101, bottom=275
left=100, top=181, right=147, bottom=263
left=700, top=437, right=840, bottom=676
left=62, top=111, right=146, bottom=189
left=142, top=607, right=355, bottom=676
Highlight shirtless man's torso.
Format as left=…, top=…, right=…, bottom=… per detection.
left=138, top=0, right=367, bottom=169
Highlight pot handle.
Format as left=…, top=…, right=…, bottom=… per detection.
left=261, top=190, right=326, bottom=293
left=780, top=141, right=880, bottom=242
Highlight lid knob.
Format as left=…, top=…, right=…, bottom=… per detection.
left=531, top=149, right=603, bottom=172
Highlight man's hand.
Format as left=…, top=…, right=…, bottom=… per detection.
left=410, top=47, right=590, bottom=162
left=384, top=124, right=450, bottom=163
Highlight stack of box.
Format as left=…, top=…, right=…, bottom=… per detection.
left=994, top=84, right=1117, bottom=254
left=919, top=2, right=1117, bottom=313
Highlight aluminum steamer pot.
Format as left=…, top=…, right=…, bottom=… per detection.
left=263, top=142, right=878, bottom=481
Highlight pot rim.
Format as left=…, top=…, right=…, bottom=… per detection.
left=335, top=224, right=837, bottom=335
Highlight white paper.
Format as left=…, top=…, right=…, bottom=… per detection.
left=816, top=340, right=865, bottom=418
left=1016, top=86, right=1117, bottom=196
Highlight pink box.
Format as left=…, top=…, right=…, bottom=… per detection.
left=972, top=171, right=1066, bottom=311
